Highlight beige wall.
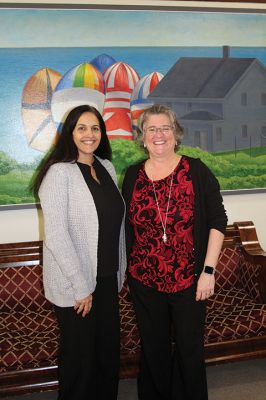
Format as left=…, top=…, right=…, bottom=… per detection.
left=0, top=192, right=265, bottom=250
left=0, top=0, right=266, bottom=249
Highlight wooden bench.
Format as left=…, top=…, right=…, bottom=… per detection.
left=0, top=221, right=266, bottom=396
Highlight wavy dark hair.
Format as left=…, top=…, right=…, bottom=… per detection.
left=31, top=104, right=112, bottom=196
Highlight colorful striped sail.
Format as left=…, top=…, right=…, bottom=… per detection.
left=55, top=63, right=105, bottom=93
left=51, top=63, right=105, bottom=127
left=103, top=62, right=139, bottom=140
left=130, top=72, right=164, bottom=135
left=21, top=67, right=62, bottom=152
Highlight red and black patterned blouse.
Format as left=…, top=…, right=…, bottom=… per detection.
left=128, top=156, right=195, bottom=293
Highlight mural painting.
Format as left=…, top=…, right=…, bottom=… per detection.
left=0, top=8, right=266, bottom=207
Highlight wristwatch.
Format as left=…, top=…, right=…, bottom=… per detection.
left=203, top=265, right=215, bottom=275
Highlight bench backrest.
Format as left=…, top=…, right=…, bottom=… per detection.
left=0, top=242, right=52, bottom=312
left=0, top=222, right=264, bottom=311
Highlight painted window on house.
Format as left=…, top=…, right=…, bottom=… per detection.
left=261, top=93, right=266, bottom=106
left=194, top=131, right=200, bottom=147
left=216, top=127, right=222, bottom=142
left=241, top=93, right=247, bottom=106
left=261, top=126, right=266, bottom=146
left=241, top=125, right=248, bottom=138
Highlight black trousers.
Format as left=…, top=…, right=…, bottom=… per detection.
left=54, top=275, right=120, bottom=400
left=128, top=276, right=208, bottom=400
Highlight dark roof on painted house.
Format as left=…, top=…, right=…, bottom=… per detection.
left=149, top=57, right=256, bottom=99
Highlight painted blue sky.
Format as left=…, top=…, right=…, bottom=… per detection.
left=0, top=9, right=265, bottom=47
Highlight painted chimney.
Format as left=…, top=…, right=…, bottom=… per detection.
left=223, top=46, right=230, bottom=58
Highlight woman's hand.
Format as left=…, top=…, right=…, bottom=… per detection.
left=74, top=294, right=93, bottom=317
left=196, top=272, right=215, bottom=301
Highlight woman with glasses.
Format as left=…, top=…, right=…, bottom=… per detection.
left=122, top=104, right=227, bottom=400
left=32, top=105, right=126, bottom=400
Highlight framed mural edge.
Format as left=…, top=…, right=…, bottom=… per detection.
left=0, top=0, right=266, bottom=211
left=1, top=0, right=266, bottom=12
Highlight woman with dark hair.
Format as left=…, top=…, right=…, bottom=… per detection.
left=122, top=104, right=227, bottom=400
left=33, top=105, right=126, bottom=400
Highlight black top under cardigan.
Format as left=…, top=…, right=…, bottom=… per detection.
left=122, top=156, right=228, bottom=277
left=77, top=159, right=124, bottom=277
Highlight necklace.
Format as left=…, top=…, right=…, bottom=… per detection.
left=151, top=170, right=174, bottom=244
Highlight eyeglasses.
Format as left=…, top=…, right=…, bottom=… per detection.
left=144, top=125, right=173, bottom=135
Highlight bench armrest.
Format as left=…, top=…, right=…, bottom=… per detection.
left=234, top=221, right=266, bottom=302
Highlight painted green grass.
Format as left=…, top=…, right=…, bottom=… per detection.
left=0, top=170, right=35, bottom=205
left=217, top=146, right=266, bottom=158
left=180, top=146, right=266, bottom=190
left=1, top=142, right=266, bottom=205
left=111, top=140, right=266, bottom=191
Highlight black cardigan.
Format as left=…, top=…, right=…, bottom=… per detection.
left=122, top=156, right=228, bottom=277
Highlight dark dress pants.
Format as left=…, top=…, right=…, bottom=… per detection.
left=128, top=276, right=208, bottom=400
left=54, top=274, right=120, bottom=400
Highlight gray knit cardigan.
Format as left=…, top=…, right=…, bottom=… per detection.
left=39, top=158, right=127, bottom=307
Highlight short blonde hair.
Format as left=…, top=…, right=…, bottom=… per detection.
left=135, top=104, right=184, bottom=151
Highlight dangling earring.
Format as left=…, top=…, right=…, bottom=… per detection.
left=143, top=143, right=147, bottom=148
